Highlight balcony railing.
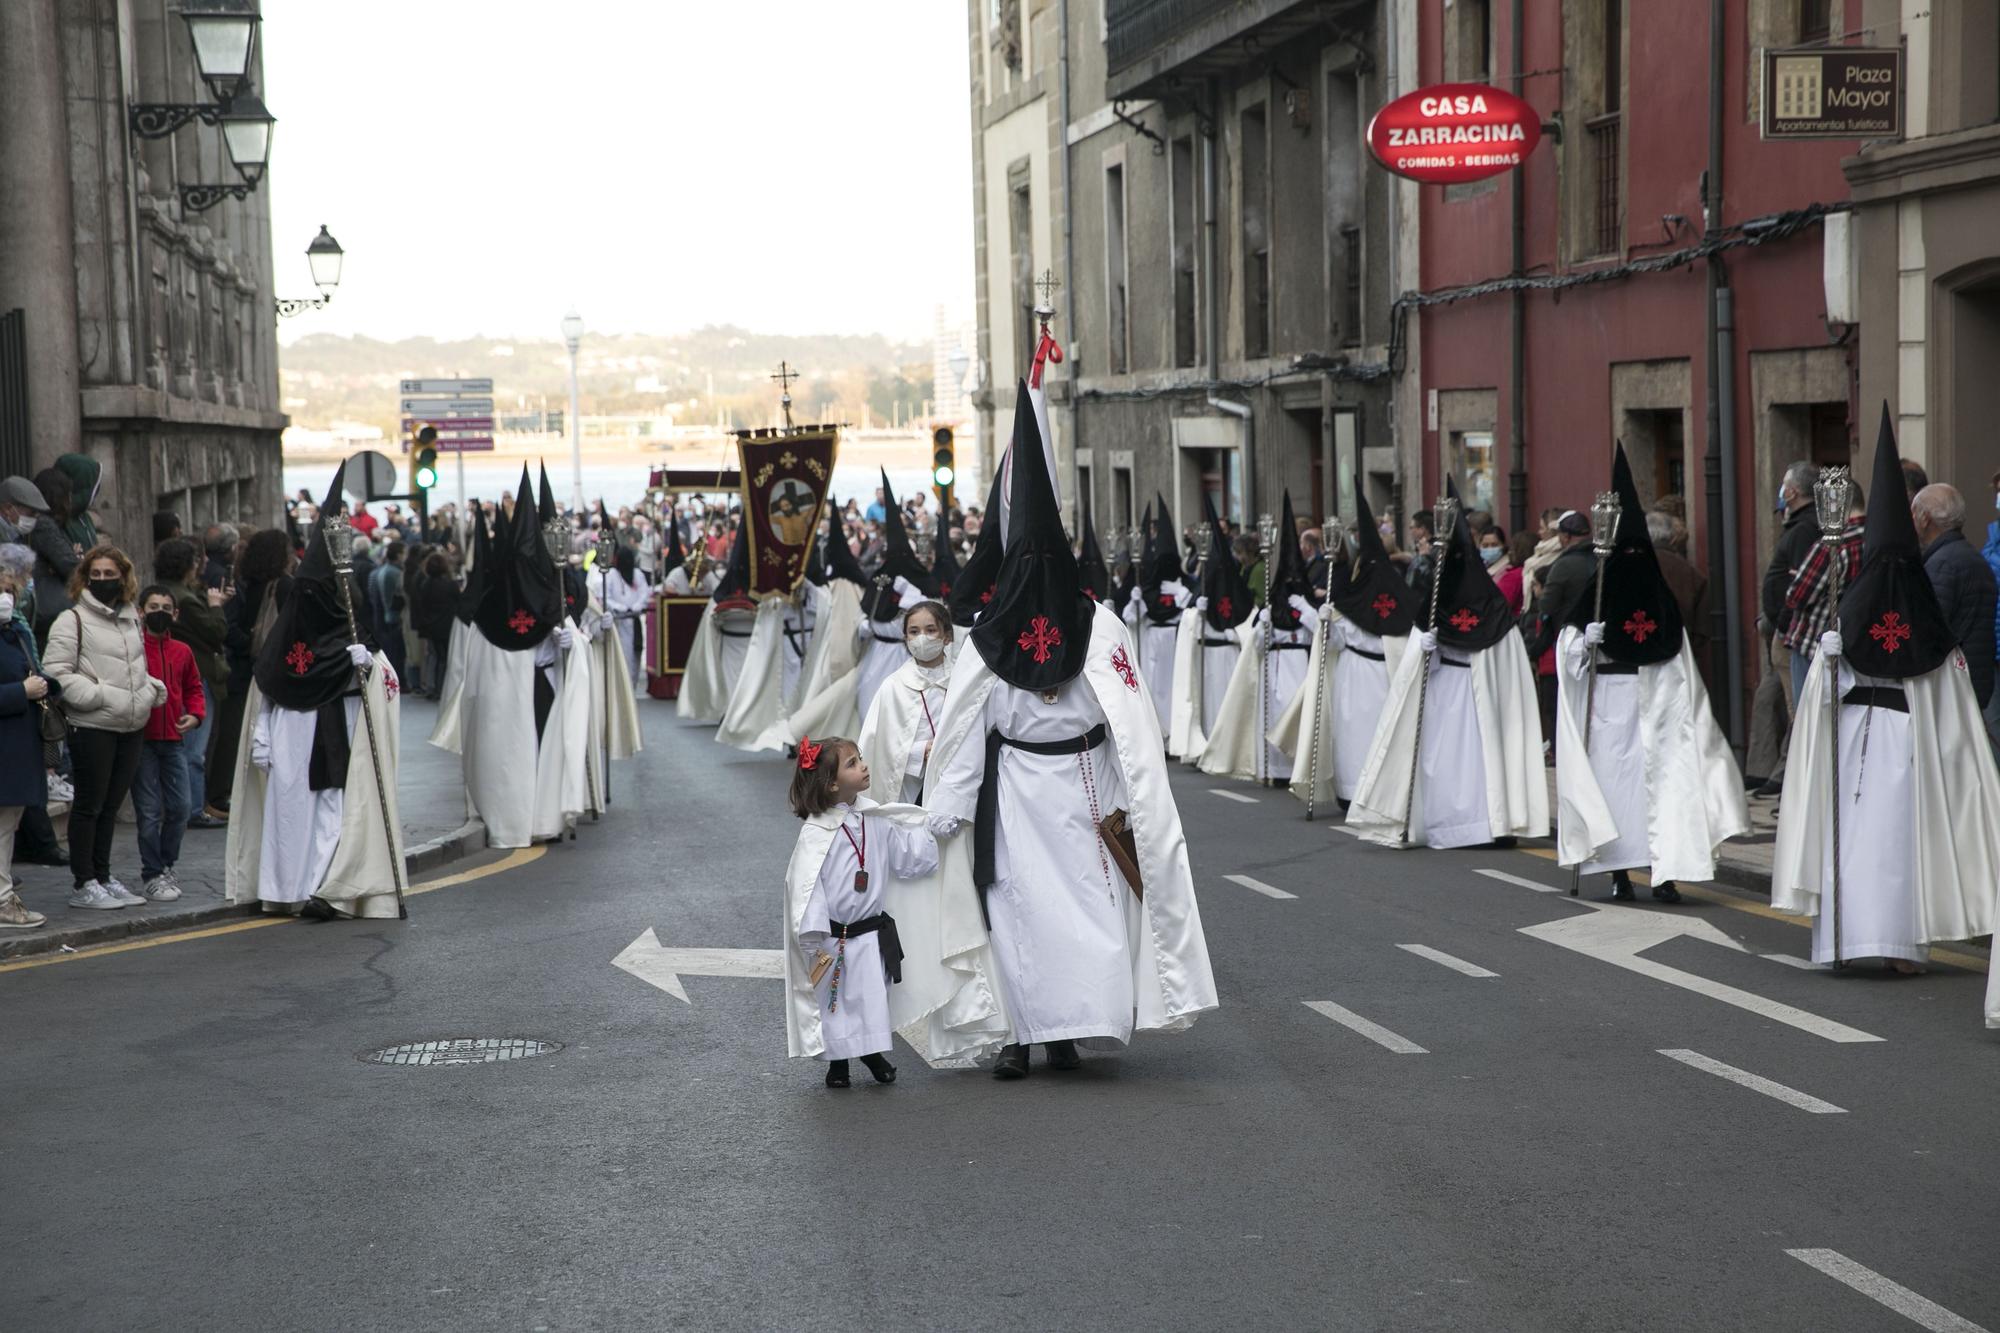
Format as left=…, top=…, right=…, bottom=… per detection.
left=1587, top=112, right=1622, bottom=256
left=1106, top=0, right=1240, bottom=72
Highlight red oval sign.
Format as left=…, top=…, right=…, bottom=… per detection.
left=1366, top=82, right=1542, bottom=185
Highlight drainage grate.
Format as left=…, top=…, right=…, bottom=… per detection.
left=360, top=1037, right=563, bottom=1067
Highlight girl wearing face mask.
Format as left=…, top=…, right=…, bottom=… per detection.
left=854, top=601, right=954, bottom=803
left=0, top=544, right=54, bottom=929
left=42, top=546, right=166, bottom=911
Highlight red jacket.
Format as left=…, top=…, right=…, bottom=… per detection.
left=142, top=631, right=206, bottom=742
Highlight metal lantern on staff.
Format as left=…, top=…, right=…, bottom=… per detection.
left=1401, top=493, right=1457, bottom=847
left=1568, top=486, right=1622, bottom=895
left=1256, top=511, right=1277, bottom=784
left=1812, top=464, right=1853, bottom=966
left=322, top=509, right=410, bottom=918
left=1304, top=513, right=1344, bottom=822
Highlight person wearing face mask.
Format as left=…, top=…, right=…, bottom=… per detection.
left=42, top=546, right=167, bottom=910
left=0, top=547, right=55, bottom=929
left=855, top=601, right=954, bottom=803
left=130, top=585, right=204, bottom=902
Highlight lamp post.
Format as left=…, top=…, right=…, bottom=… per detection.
left=180, top=0, right=262, bottom=102
left=276, top=225, right=343, bottom=318
left=175, top=85, right=276, bottom=213
left=561, top=309, right=585, bottom=514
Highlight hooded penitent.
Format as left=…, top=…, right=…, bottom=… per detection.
left=1430, top=476, right=1513, bottom=653
left=1840, top=404, right=1954, bottom=679
left=968, top=380, right=1093, bottom=690
left=712, top=518, right=753, bottom=605
left=456, top=500, right=490, bottom=625
left=1329, top=484, right=1414, bottom=637
left=253, top=463, right=376, bottom=788
left=1266, top=492, right=1314, bottom=631
left=947, top=467, right=1006, bottom=628
left=473, top=465, right=564, bottom=650
left=1139, top=497, right=1184, bottom=627
left=1564, top=442, right=1684, bottom=666
left=820, top=495, right=870, bottom=589
left=539, top=465, right=588, bottom=622
left=930, top=512, right=962, bottom=602
left=1198, top=491, right=1254, bottom=633
left=1078, top=503, right=1110, bottom=604
left=661, top=506, right=690, bottom=575
left=862, top=469, right=934, bottom=622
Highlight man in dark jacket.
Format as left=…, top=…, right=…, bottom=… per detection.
left=1759, top=461, right=1821, bottom=694
left=1529, top=511, right=1595, bottom=659
left=154, top=539, right=229, bottom=826
left=1913, top=483, right=1996, bottom=708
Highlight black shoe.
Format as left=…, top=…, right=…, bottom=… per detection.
left=299, top=897, right=339, bottom=922
left=1753, top=778, right=1783, bottom=799
left=859, top=1053, right=897, bottom=1084
left=1044, top=1040, right=1081, bottom=1070
left=1610, top=874, right=1636, bottom=902
left=992, top=1043, right=1031, bottom=1080
left=186, top=813, right=227, bottom=830
left=824, top=1059, right=851, bottom=1089
left=1652, top=880, right=1683, bottom=904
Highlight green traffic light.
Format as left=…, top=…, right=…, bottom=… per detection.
left=416, top=465, right=438, bottom=488
left=934, top=465, right=955, bottom=487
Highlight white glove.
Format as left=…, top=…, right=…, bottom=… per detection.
left=892, top=575, right=919, bottom=599
left=1584, top=622, right=1605, bottom=647
left=1160, top=580, right=1187, bottom=599
left=345, top=643, right=371, bottom=670
left=1194, top=596, right=1208, bottom=613
left=926, top=812, right=961, bottom=837
left=1288, top=594, right=1314, bottom=620
left=1126, top=586, right=1143, bottom=609
left=1419, top=630, right=1438, bottom=655
left=250, top=737, right=272, bottom=771
left=555, top=626, right=575, bottom=651
left=1820, top=630, right=1843, bottom=661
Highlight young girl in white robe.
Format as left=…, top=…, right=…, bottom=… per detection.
left=784, top=736, right=940, bottom=1089
left=855, top=600, right=953, bottom=803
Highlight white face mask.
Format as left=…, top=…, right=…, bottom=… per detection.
left=12, top=514, right=32, bottom=532
left=1480, top=546, right=1503, bottom=566
left=0, top=592, right=13, bottom=621
left=906, top=633, right=946, bottom=664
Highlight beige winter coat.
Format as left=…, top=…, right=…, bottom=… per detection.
left=43, top=592, right=166, bottom=732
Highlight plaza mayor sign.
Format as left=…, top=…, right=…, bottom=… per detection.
left=1367, top=83, right=1542, bottom=185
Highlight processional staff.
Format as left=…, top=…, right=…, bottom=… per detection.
left=1304, top=515, right=1345, bottom=822
left=1569, top=487, right=1622, bottom=897
left=1401, top=495, right=1458, bottom=847
left=1814, top=465, right=1854, bottom=967
left=323, top=512, right=410, bottom=919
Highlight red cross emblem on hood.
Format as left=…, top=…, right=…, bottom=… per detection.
left=1623, top=610, right=1658, bottom=643
left=508, top=609, right=537, bottom=635
left=284, top=642, right=314, bottom=676
left=1448, top=608, right=1480, bottom=633
left=1372, top=593, right=1398, bottom=619
left=1017, top=615, right=1062, bottom=664
left=1869, top=611, right=1912, bottom=653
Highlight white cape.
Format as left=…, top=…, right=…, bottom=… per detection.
left=785, top=581, right=865, bottom=745
left=1347, top=627, right=1549, bottom=846
left=1554, top=628, right=1748, bottom=881
left=1199, top=613, right=1314, bottom=781
left=428, top=617, right=471, bottom=754
left=1771, top=651, right=2000, bottom=991
left=224, top=653, right=405, bottom=918
left=783, top=797, right=1008, bottom=1065
left=451, top=625, right=594, bottom=848
left=855, top=654, right=947, bottom=804
left=584, top=597, right=643, bottom=817
left=1269, top=615, right=1409, bottom=808
left=675, top=603, right=729, bottom=723
left=717, top=596, right=793, bottom=752
left=925, top=602, right=1219, bottom=1040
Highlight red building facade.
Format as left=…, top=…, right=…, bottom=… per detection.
left=1407, top=0, right=1865, bottom=739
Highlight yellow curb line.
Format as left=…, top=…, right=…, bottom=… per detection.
left=0, top=846, right=544, bottom=975
left=1520, top=845, right=1986, bottom=972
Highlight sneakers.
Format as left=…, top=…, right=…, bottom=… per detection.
left=68, top=880, right=125, bottom=910
left=142, top=872, right=183, bottom=903
left=0, top=892, right=46, bottom=929
left=45, top=773, right=74, bottom=803
left=101, top=877, right=145, bottom=906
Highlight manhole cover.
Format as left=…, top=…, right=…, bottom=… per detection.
left=360, top=1037, right=563, bottom=1067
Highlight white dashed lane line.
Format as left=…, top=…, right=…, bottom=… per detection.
left=1396, top=944, right=1498, bottom=978
left=1657, top=1048, right=1846, bottom=1115
left=1208, top=788, right=1259, bottom=804
left=1223, top=874, right=1295, bottom=900
left=1302, top=1000, right=1428, bottom=1054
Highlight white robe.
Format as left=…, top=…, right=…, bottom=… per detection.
left=1554, top=627, right=1749, bottom=881
left=1270, top=615, right=1408, bottom=807
left=853, top=618, right=907, bottom=722
left=786, top=581, right=865, bottom=745
left=428, top=617, right=471, bottom=754
left=856, top=653, right=951, bottom=804
left=580, top=585, right=643, bottom=815
left=601, top=567, right=652, bottom=686
left=448, top=623, right=593, bottom=848
left=717, top=597, right=793, bottom=752
left=1771, top=653, right=2000, bottom=974
left=1167, top=608, right=1244, bottom=764
left=1139, top=618, right=1179, bottom=736
left=1347, top=627, right=1549, bottom=848
left=927, top=602, right=1219, bottom=1049
left=224, top=654, right=405, bottom=918
left=783, top=798, right=1008, bottom=1064
left=780, top=594, right=815, bottom=706
left=675, top=602, right=755, bottom=724
left=1200, top=608, right=1316, bottom=781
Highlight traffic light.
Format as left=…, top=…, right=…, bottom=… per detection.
left=412, top=425, right=438, bottom=528
left=931, top=425, right=955, bottom=510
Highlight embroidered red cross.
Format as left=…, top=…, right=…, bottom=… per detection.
left=383, top=671, right=400, bottom=700
left=1158, top=594, right=1175, bottom=607
left=1084, top=585, right=1100, bottom=602
left=1017, top=614, right=1062, bottom=664
left=1448, top=608, right=1481, bottom=633
left=1623, top=610, right=1658, bottom=643
left=508, top=609, right=536, bottom=635
left=979, top=584, right=995, bottom=605
left=938, top=580, right=952, bottom=598
left=1868, top=611, right=1912, bottom=653
left=1110, top=643, right=1138, bottom=691
left=1372, top=593, right=1398, bottom=619
left=284, top=641, right=314, bottom=676
left=1215, top=596, right=1233, bottom=622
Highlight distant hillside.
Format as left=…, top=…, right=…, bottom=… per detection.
left=279, top=326, right=939, bottom=437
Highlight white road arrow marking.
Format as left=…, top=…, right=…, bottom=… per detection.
left=1519, top=902, right=1882, bottom=1043
left=613, top=928, right=785, bottom=1004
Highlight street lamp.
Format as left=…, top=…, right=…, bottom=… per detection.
left=176, top=85, right=276, bottom=213
left=561, top=309, right=585, bottom=513
left=179, top=0, right=262, bottom=103
left=276, top=226, right=344, bottom=318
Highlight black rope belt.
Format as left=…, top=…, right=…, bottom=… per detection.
left=1436, top=655, right=1471, bottom=669
left=1271, top=641, right=1310, bottom=652
left=973, top=723, right=1110, bottom=916
left=1842, top=685, right=1907, bottom=713
left=1596, top=661, right=1639, bottom=676
left=1345, top=645, right=1385, bottom=662
left=869, top=630, right=902, bottom=643
left=718, top=628, right=753, bottom=639
left=828, top=912, right=903, bottom=984
left=1202, top=637, right=1238, bottom=647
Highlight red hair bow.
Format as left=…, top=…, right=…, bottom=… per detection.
left=797, top=736, right=822, bottom=771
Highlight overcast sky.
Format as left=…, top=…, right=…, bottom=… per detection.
left=265, top=1, right=974, bottom=347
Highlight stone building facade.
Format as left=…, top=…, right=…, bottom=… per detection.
left=0, top=0, right=285, bottom=557
left=968, top=0, right=1402, bottom=556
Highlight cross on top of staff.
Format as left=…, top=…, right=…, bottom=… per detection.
left=1034, top=268, right=1060, bottom=309
left=771, top=361, right=800, bottom=394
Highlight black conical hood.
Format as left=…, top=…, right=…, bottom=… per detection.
left=969, top=381, right=1092, bottom=689
left=1432, top=476, right=1512, bottom=652
left=1839, top=404, right=1953, bottom=678
left=472, top=465, right=563, bottom=649
left=537, top=464, right=558, bottom=525
left=661, top=506, right=688, bottom=573
left=947, top=467, right=1005, bottom=627
left=1565, top=443, right=1683, bottom=665
left=255, top=463, right=373, bottom=709
left=1330, top=483, right=1414, bottom=635
left=456, top=498, right=488, bottom=624
left=863, top=469, right=933, bottom=621
left=712, top=518, right=752, bottom=604
left=1267, top=492, right=1312, bottom=631
left=1078, top=504, right=1109, bottom=603
left=1139, top=497, right=1183, bottom=626
left=1199, top=491, right=1253, bottom=632
left=821, top=493, right=869, bottom=588
left=930, top=514, right=962, bottom=601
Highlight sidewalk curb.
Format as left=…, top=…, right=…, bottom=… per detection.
left=1, top=817, right=490, bottom=962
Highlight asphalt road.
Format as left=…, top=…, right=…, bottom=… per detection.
left=6, top=703, right=1998, bottom=1332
